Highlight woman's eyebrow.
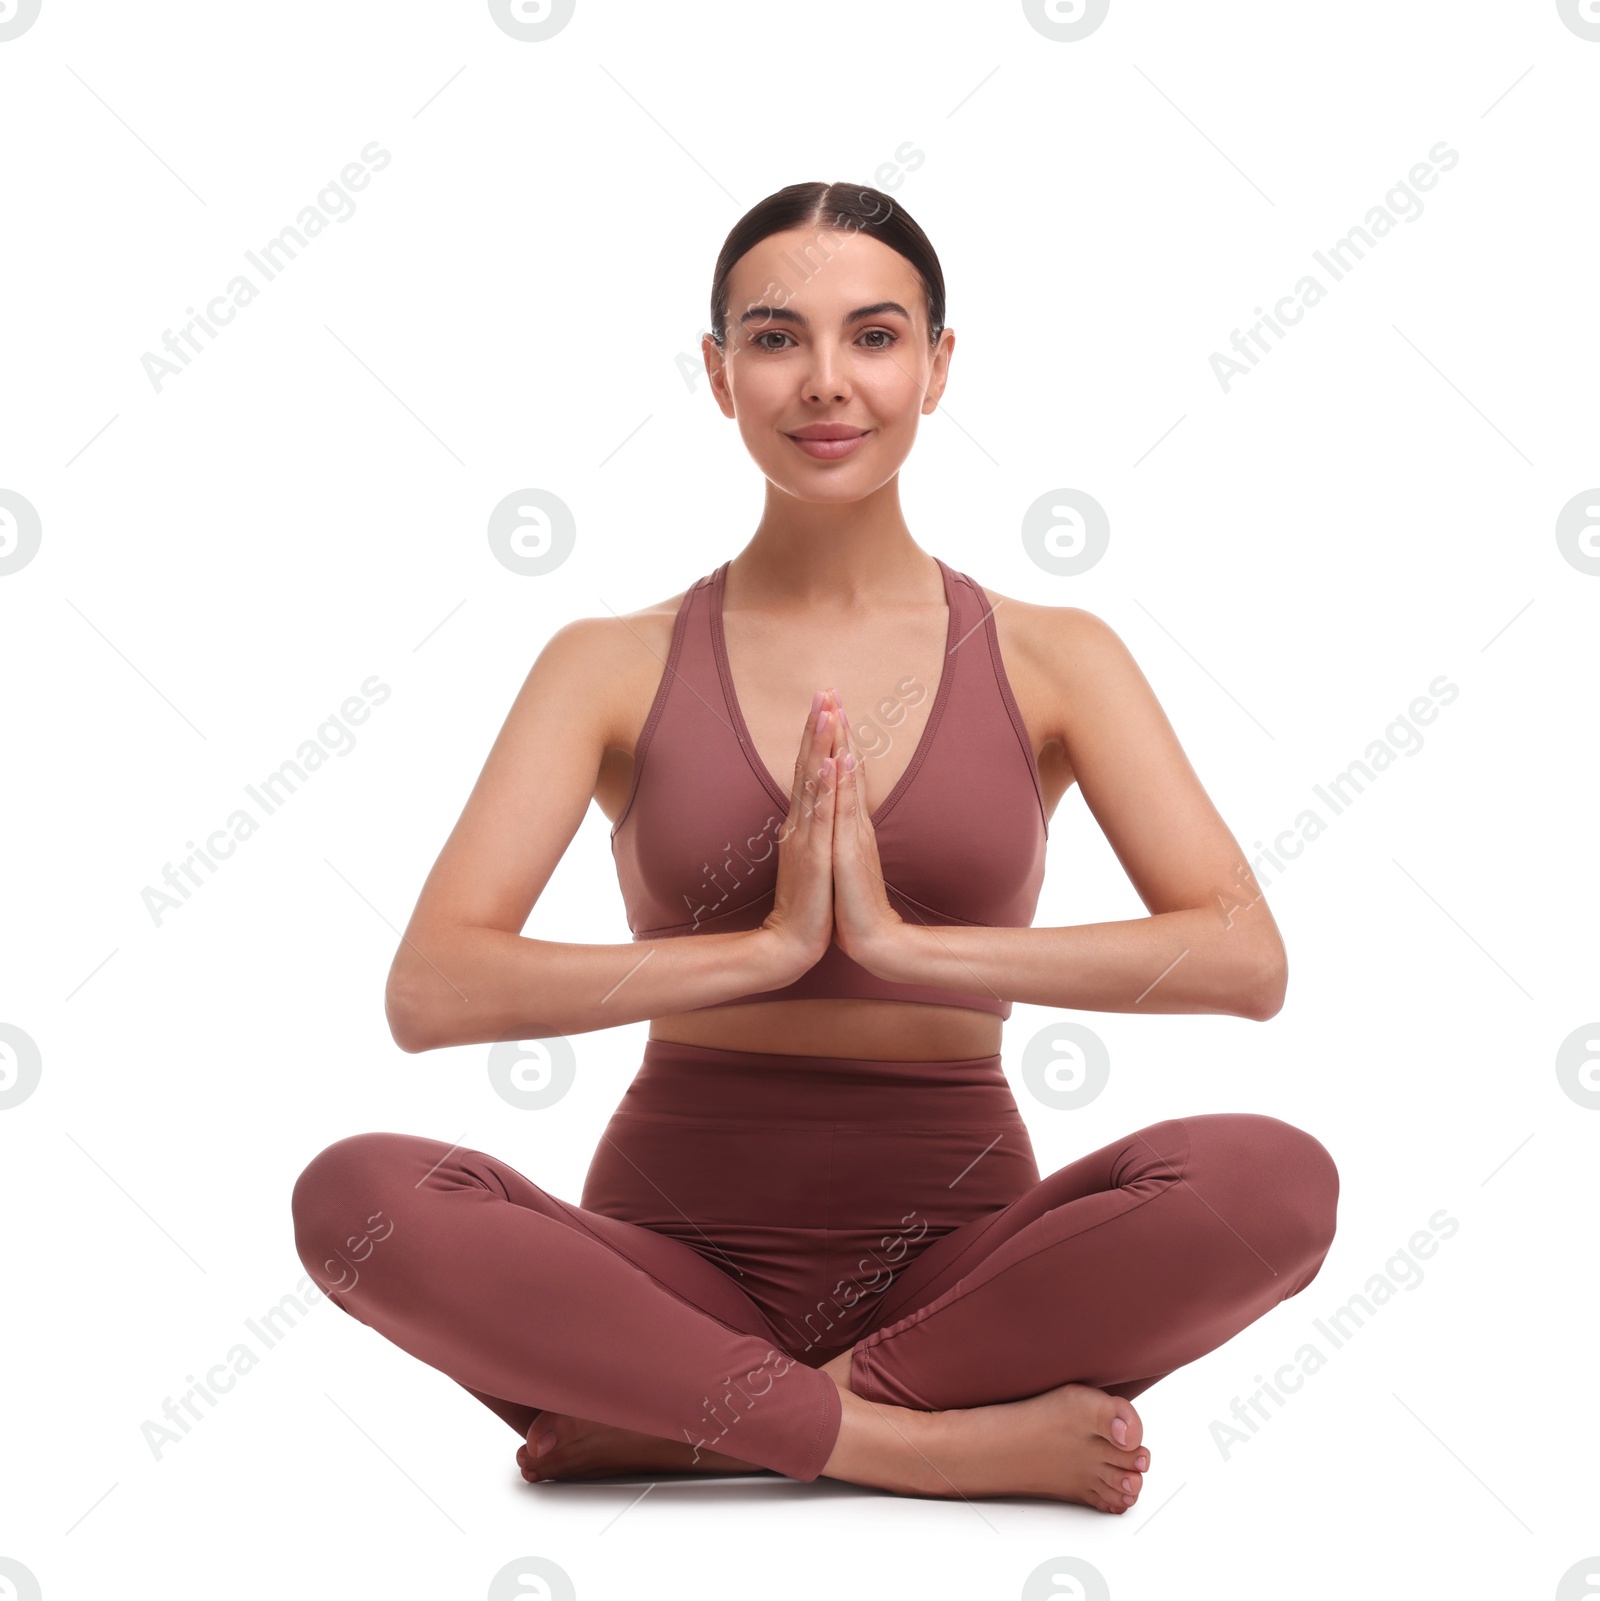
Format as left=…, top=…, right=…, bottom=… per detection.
left=737, top=301, right=911, bottom=330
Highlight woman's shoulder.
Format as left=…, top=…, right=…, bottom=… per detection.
left=957, top=571, right=1144, bottom=759
left=552, top=582, right=698, bottom=657
left=548, top=550, right=720, bottom=652
left=959, top=569, right=1120, bottom=665
left=540, top=581, right=702, bottom=746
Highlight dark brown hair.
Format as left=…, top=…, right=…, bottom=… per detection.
left=709, top=182, right=946, bottom=351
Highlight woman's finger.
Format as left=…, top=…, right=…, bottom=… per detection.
left=815, top=752, right=837, bottom=842
left=841, top=701, right=862, bottom=819
left=838, top=700, right=862, bottom=772
left=787, top=690, right=831, bottom=829
left=807, top=704, right=835, bottom=825
left=830, top=698, right=859, bottom=826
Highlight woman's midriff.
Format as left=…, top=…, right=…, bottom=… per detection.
left=647, top=997, right=1003, bottom=1062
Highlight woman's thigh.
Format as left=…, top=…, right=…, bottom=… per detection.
left=294, top=1130, right=779, bottom=1330
left=846, top=1112, right=1340, bottom=1410
left=292, top=1130, right=794, bottom=1437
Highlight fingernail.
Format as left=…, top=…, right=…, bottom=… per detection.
left=534, top=1428, right=558, bottom=1457
left=816, top=706, right=829, bottom=733
left=810, top=689, right=823, bottom=718
left=843, top=752, right=855, bottom=772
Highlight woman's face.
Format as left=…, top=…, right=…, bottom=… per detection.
left=704, top=226, right=955, bottom=503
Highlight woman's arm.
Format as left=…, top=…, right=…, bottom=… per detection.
left=860, top=606, right=1287, bottom=1021
left=384, top=616, right=803, bottom=1052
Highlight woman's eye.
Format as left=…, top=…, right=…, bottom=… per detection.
left=750, top=329, right=898, bottom=352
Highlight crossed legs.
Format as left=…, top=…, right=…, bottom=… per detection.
left=290, top=1113, right=1337, bottom=1506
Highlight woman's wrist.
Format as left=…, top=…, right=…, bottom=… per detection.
left=746, top=924, right=822, bottom=989
left=844, top=919, right=917, bottom=983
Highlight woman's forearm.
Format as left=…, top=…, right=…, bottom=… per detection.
left=385, top=924, right=801, bottom=1052
left=864, top=901, right=1287, bottom=1021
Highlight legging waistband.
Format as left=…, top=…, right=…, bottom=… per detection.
left=619, top=1038, right=1024, bottom=1129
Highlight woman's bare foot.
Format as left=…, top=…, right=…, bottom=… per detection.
left=516, top=1409, right=769, bottom=1483
left=819, top=1359, right=1153, bottom=1513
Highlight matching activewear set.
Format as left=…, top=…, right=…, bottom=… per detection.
left=291, top=558, right=1339, bottom=1482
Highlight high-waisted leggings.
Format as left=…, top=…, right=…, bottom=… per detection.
left=290, top=1040, right=1340, bottom=1484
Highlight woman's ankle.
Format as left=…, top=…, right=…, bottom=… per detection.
left=817, top=1384, right=949, bottom=1494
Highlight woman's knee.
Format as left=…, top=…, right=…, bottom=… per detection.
left=1255, top=1114, right=1338, bottom=1261
left=1188, top=1112, right=1340, bottom=1258
left=290, top=1131, right=415, bottom=1279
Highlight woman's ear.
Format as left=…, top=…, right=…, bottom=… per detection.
left=702, top=333, right=737, bottom=420
left=921, top=327, right=956, bottom=415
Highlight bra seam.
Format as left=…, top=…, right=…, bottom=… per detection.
left=972, top=570, right=1051, bottom=840
left=634, top=892, right=774, bottom=940
left=610, top=574, right=706, bottom=841
left=884, top=882, right=990, bottom=930
left=631, top=881, right=992, bottom=941
left=858, top=554, right=955, bottom=828
left=707, top=560, right=788, bottom=809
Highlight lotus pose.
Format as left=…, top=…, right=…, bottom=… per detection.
left=291, top=181, right=1338, bottom=1513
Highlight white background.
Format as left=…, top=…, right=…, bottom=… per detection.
left=2, top=1, right=1596, bottom=1597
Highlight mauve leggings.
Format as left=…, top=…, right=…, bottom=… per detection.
left=290, top=1039, right=1339, bottom=1484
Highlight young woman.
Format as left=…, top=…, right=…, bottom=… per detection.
left=291, top=182, right=1338, bottom=1515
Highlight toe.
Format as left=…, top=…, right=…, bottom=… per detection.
left=1108, top=1468, right=1143, bottom=1503
left=1098, top=1466, right=1139, bottom=1500
left=521, top=1410, right=576, bottom=1481
left=525, top=1410, right=565, bottom=1459
left=1084, top=1481, right=1130, bottom=1515
left=1108, top=1466, right=1146, bottom=1504
left=1103, top=1395, right=1143, bottom=1452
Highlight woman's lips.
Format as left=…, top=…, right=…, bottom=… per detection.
left=786, top=431, right=870, bottom=460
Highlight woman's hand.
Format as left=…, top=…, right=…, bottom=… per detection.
left=757, top=688, right=840, bottom=978
left=827, top=694, right=908, bottom=973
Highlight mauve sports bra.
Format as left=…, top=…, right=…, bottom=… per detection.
left=609, top=557, right=1050, bottom=1018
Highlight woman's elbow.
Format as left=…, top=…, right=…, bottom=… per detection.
left=385, top=958, right=439, bottom=1054
left=386, top=990, right=432, bottom=1053
left=1240, top=944, right=1288, bottom=1021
